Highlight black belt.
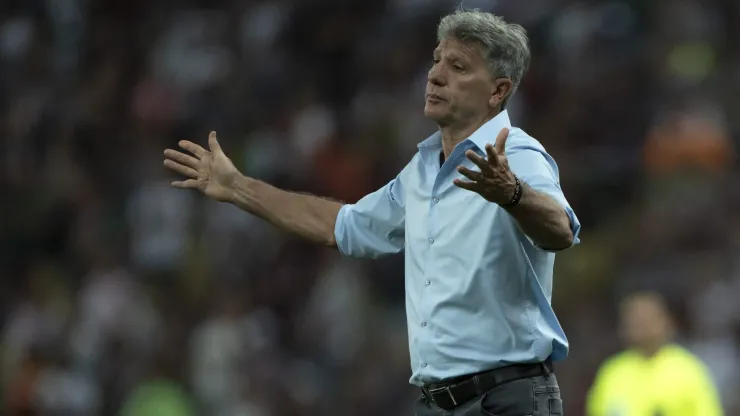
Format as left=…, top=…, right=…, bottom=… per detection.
left=421, top=359, right=553, bottom=410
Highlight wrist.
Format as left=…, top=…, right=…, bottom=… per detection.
left=226, top=173, right=249, bottom=204
left=501, top=175, right=523, bottom=208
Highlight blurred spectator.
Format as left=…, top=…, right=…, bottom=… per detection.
left=586, top=292, right=723, bottom=416
left=32, top=348, right=100, bottom=415
left=119, top=359, right=194, bottom=416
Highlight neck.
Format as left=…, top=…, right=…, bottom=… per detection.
left=636, top=342, right=666, bottom=358
left=439, top=110, right=499, bottom=158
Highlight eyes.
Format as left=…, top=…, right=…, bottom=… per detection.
left=432, top=57, right=465, bottom=72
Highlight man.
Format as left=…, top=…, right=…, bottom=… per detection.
left=587, top=292, right=723, bottom=416
left=164, top=9, right=580, bottom=416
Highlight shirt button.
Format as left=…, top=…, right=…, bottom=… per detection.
left=425, top=280, right=431, bottom=286
left=421, top=321, right=427, bottom=327
left=422, top=363, right=428, bottom=367
left=428, top=238, right=434, bottom=244
left=433, top=197, right=439, bottom=203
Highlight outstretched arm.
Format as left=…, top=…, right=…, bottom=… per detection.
left=228, top=176, right=342, bottom=247
left=164, top=131, right=342, bottom=247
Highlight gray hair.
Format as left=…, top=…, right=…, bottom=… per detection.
left=437, top=9, right=530, bottom=109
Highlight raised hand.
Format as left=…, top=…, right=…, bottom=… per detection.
left=453, top=128, right=518, bottom=205
left=163, top=131, right=240, bottom=202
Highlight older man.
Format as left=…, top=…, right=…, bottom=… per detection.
left=164, top=9, right=580, bottom=416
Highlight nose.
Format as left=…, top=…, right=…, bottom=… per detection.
left=428, top=64, right=445, bottom=87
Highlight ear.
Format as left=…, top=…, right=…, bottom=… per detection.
left=488, top=78, right=514, bottom=110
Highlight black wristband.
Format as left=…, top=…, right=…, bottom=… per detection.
left=503, top=175, right=522, bottom=207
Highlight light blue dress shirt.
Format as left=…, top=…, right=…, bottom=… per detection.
left=334, top=110, right=581, bottom=386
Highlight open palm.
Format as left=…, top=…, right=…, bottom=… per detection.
left=163, top=131, right=240, bottom=202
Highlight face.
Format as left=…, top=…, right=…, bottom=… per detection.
left=424, top=38, right=511, bottom=126
left=620, top=294, right=674, bottom=352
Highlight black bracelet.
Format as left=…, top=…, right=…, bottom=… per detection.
left=503, top=175, right=522, bottom=207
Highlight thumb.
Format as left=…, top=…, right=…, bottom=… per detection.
left=208, top=131, right=222, bottom=154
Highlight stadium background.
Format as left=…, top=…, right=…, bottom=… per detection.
left=2, top=0, right=740, bottom=414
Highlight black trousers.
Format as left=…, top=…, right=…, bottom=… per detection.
left=414, top=375, right=563, bottom=416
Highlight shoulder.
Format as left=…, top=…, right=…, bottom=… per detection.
left=390, top=151, right=424, bottom=197
left=503, top=127, right=562, bottom=179
left=595, top=350, right=639, bottom=378
left=397, top=151, right=421, bottom=175
left=506, top=127, right=548, bottom=154
left=408, top=151, right=423, bottom=167
left=662, top=345, right=711, bottom=372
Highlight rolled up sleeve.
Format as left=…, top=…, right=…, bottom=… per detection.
left=506, top=142, right=581, bottom=249
left=334, top=175, right=406, bottom=258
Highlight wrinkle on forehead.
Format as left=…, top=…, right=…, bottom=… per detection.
left=434, top=38, right=484, bottom=63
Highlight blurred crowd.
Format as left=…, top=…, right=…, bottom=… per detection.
left=2, top=0, right=740, bottom=415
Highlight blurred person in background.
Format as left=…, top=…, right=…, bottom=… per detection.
left=119, top=349, right=195, bottom=416
left=586, top=291, right=723, bottom=416
left=164, top=8, right=579, bottom=416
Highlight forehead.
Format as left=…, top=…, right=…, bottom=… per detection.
left=621, top=294, right=666, bottom=316
left=434, top=38, right=483, bottom=61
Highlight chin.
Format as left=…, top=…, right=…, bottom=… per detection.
left=423, top=106, right=447, bottom=122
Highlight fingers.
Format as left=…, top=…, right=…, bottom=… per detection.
left=164, top=149, right=199, bottom=169
left=164, top=159, right=200, bottom=179
left=179, top=140, right=208, bottom=158
left=484, top=143, right=500, bottom=167
left=457, top=166, right=483, bottom=182
left=465, top=150, right=494, bottom=173
left=208, top=131, right=222, bottom=154
left=494, top=128, right=509, bottom=156
left=171, top=179, right=202, bottom=189
left=453, top=179, right=479, bottom=192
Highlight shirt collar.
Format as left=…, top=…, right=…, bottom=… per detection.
left=417, top=110, right=512, bottom=152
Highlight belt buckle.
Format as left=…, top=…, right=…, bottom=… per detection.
left=428, top=385, right=458, bottom=407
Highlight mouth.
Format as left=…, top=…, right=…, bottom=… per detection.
left=426, top=93, right=446, bottom=102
